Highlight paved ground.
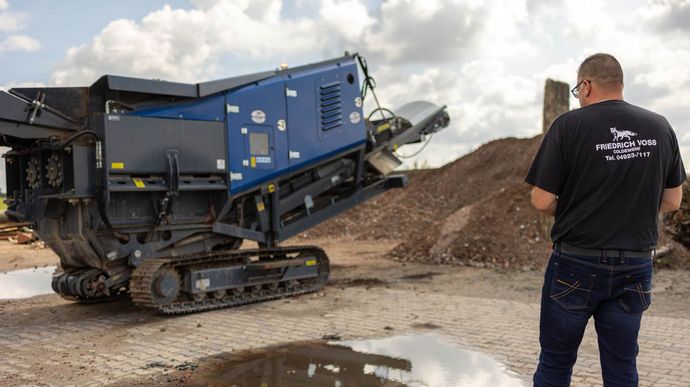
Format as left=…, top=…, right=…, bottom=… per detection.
left=0, top=238, right=689, bottom=386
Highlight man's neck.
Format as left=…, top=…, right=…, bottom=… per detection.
left=586, top=93, right=624, bottom=106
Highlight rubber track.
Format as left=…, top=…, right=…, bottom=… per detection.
left=129, top=246, right=329, bottom=315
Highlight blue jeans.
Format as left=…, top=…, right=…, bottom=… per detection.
left=533, top=250, right=653, bottom=387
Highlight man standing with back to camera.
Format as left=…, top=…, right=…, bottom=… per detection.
left=526, top=53, right=686, bottom=386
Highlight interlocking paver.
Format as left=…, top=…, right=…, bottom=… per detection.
left=0, top=283, right=688, bottom=386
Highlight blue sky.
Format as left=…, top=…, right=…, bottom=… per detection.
left=1, top=1, right=193, bottom=83
left=1, top=0, right=690, bottom=192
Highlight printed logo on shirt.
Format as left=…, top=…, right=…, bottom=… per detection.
left=594, top=127, right=657, bottom=162
left=610, top=127, right=637, bottom=141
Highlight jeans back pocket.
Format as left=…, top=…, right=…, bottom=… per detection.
left=549, top=262, right=596, bottom=310
left=619, top=275, right=652, bottom=314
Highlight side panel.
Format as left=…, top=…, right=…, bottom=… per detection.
left=285, top=61, right=365, bottom=170
left=104, top=115, right=226, bottom=175
left=226, top=80, right=288, bottom=194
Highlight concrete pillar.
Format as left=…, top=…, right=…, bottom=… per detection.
left=539, top=79, right=570, bottom=240
left=542, top=79, right=570, bottom=133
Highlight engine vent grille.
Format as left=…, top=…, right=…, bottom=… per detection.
left=319, top=82, right=343, bottom=131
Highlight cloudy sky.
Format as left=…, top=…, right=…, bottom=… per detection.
left=1, top=0, right=689, bottom=191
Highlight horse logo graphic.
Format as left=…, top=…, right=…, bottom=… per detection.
left=610, top=127, right=637, bottom=141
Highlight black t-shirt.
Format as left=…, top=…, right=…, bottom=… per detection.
left=525, top=100, right=686, bottom=250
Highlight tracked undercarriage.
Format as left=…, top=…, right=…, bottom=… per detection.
left=129, top=246, right=329, bottom=314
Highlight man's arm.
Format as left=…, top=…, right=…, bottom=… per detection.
left=660, top=185, right=683, bottom=213
left=531, top=186, right=557, bottom=216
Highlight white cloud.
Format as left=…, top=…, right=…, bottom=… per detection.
left=634, top=0, right=690, bottom=33
left=51, top=2, right=332, bottom=85
left=0, top=9, right=25, bottom=32
left=0, top=1, right=40, bottom=54
left=51, top=0, right=527, bottom=87
left=52, top=12, right=216, bottom=86
left=563, top=0, right=615, bottom=42
left=365, top=0, right=489, bottom=64
left=319, top=0, right=376, bottom=43
left=479, top=0, right=534, bottom=59
left=0, top=8, right=24, bottom=32
left=0, top=34, right=40, bottom=53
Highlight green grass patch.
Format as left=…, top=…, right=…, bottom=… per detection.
left=0, top=195, right=6, bottom=211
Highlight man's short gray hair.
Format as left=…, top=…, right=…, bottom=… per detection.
left=578, top=53, right=624, bottom=89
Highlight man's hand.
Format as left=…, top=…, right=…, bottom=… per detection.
left=531, top=186, right=557, bottom=216
left=660, top=185, right=683, bottom=213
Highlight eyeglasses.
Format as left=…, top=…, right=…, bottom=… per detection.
left=571, top=79, right=589, bottom=98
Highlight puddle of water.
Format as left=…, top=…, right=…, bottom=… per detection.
left=189, top=334, right=526, bottom=387
left=0, top=266, right=56, bottom=299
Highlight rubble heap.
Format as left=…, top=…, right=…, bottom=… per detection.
left=660, top=180, right=690, bottom=267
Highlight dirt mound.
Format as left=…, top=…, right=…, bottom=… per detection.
left=309, top=136, right=542, bottom=239
left=659, top=180, right=690, bottom=268
left=390, top=183, right=550, bottom=270
left=307, top=135, right=690, bottom=269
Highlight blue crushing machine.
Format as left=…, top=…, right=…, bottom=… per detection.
left=0, top=54, right=449, bottom=313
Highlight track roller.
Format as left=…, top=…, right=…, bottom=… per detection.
left=129, top=245, right=329, bottom=314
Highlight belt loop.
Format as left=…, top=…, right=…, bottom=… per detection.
left=620, top=250, right=626, bottom=265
